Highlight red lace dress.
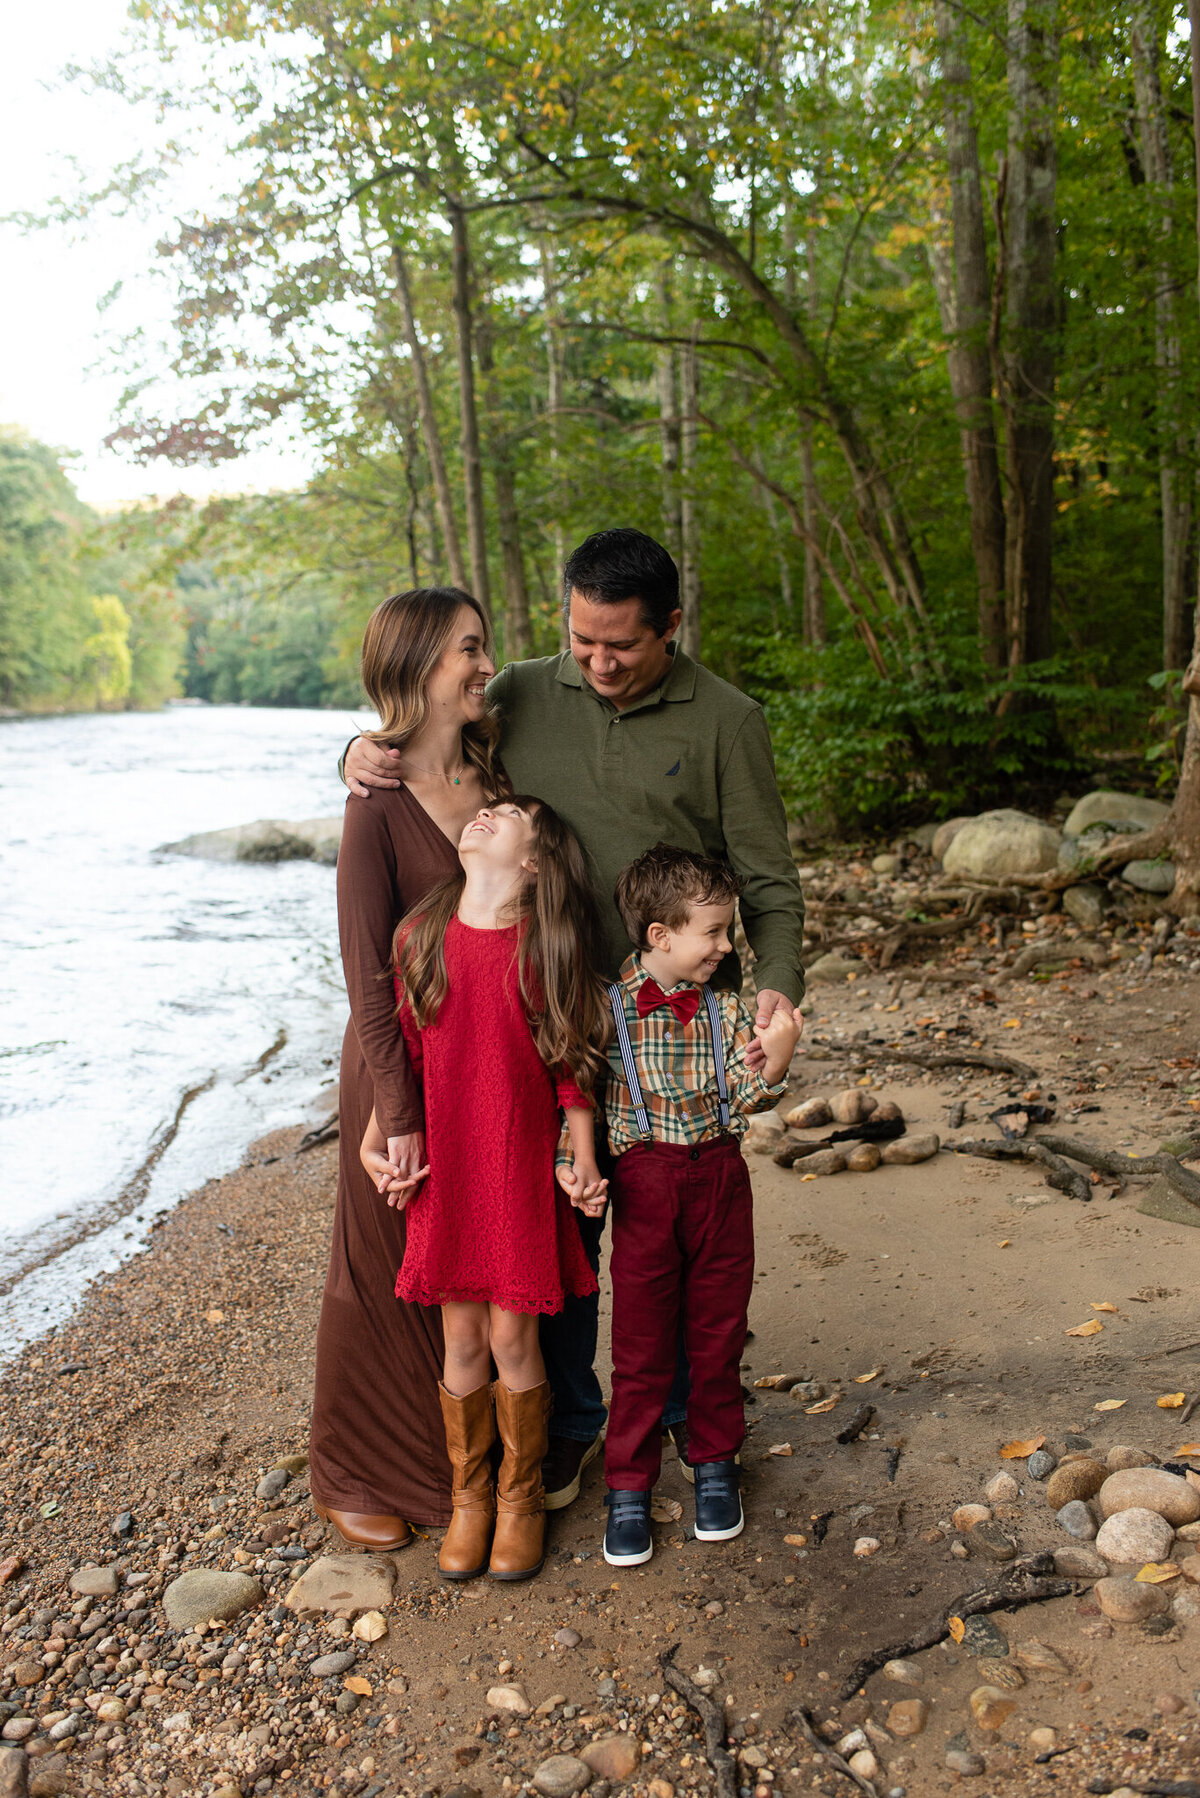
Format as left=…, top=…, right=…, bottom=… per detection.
left=394, top=916, right=598, bottom=1316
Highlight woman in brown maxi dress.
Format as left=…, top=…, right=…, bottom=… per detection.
left=309, top=588, right=504, bottom=1542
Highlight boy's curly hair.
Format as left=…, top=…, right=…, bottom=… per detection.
left=615, top=843, right=744, bottom=949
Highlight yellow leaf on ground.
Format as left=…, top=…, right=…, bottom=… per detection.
left=784, top=1533, right=808, bottom=1547
left=998, top=1239, right=1011, bottom=1248
left=1157, top=1392, right=1186, bottom=1408
left=854, top=1366, right=884, bottom=1384
left=768, top=1443, right=794, bottom=1456
left=1094, top=1399, right=1127, bottom=1412
left=948, top=1616, right=965, bottom=1643
left=651, top=1496, right=683, bottom=1522
left=1000, top=1435, right=1046, bottom=1459
left=344, top=1676, right=372, bottom=1696
left=1175, top=1442, right=1200, bottom=1455
left=800, top=1173, right=818, bottom=1182
left=1135, top=1562, right=1181, bottom=1583
left=1089, top=1302, right=1118, bottom=1313
left=1002, top=1019, right=1022, bottom=1029
left=805, top=1396, right=842, bottom=1415
left=1066, top=1319, right=1104, bottom=1337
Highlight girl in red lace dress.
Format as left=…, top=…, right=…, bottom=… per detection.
left=360, top=796, right=609, bottom=1583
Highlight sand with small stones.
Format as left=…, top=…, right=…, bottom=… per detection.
left=3, top=900, right=1200, bottom=1798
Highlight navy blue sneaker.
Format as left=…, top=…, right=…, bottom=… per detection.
left=603, top=1489, right=653, bottom=1566
left=692, top=1461, right=744, bottom=1541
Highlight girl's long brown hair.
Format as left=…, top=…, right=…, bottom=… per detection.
left=395, top=798, right=611, bottom=1094
left=360, top=586, right=506, bottom=797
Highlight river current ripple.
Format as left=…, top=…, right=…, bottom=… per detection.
left=0, top=704, right=364, bottom=1359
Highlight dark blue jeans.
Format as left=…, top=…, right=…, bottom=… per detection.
left=541, top=1208, right=688, bottom=1442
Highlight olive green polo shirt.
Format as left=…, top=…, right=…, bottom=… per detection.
left=488, top=648, right=805, bottom=997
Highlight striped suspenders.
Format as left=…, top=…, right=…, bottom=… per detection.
left=606, top=981, right=731, bottom=1144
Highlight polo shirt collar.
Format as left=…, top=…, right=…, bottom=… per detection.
left=554, top=645, right=698, bottom=711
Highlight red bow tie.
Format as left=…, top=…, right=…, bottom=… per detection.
left=636, top=976, right=701, bottom=1026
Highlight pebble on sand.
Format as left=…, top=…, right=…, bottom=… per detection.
left=254, top=1467, right=290, bottom=1501
left=885, top=1699, right=929, bottom=1738
left=486, top=1684, right=532, bottom=1715
left=162, top=1568, right=264, bottom=1632
left=882, top=1659, right=924, bottom=1686
left=969, top=1686, right=1017, bottom=1731
left=309, top=1650, right=357, bottom=1677
left=1053, top=1545, right=1108, bottom=1580
left=554, top=1628, right=582, bottom=1649
left=1056, top=1500, right=1098, bottom=1540
left=985, top=1473, right=1019, bottom=1505
left=1094, top=1507, right=1175, bottom=1566
left=1094, top=1576, right=1171, bottom=1624
left=965, top=1520, right=1017, bottom=1561
left=952, top=1504, right=992, bottom=1532
left=1105, top=1445, right=1158, bottom=1472
left=1098, top=1468, right=1200, bottom=1526
left=284, top=1553, right=396, bottom=1618
left=68, top=1564, right=119, bottom=1598
left=581, top=1736, right=642, bottom=1781
left=533, top=1755, right=592, bottom=1797
left=945, top=1748, right=986, bottom=1775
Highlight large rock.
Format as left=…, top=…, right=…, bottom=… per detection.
left=162, top=816, right=342, bottom=865
left=1063, top=791, right=1170, bottom=837
left=942, top=810, right=1061, bottom=880
left=1094, top=1507, right=1174, bottom=1565
left=1052, top=1544, right=1108, bottom=1580
left=932, top=817, right=972, bottom=862
left=0, top=1749, right=26, bottom=1798
left=1098, top=1468, right=1200, bottom=1527
left=163, top=1569, right=263, bottom=1631
left=284, top=1554, right=396, bottom=1618
left=1061, top=884, right=1107, bottom=931
left=1045, top=1459, right=1107, bottom=1511
left=1122, top=859, right=1175, bottom=894
left=1137, top=1176, right=1200, bottom=1228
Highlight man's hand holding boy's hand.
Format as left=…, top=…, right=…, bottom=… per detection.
left=557, top=1159, right=609, bottom=1218
left=746, top=988, right=804, bottom=1069
left=754, top=1007, right=801, bottom=1087
left=344, top=736, right=404, bottom=798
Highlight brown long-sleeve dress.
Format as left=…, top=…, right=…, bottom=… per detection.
left=309, top=787, right=458, bottom=1526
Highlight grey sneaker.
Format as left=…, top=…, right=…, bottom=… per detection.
left=542, top=1432, right=604, bottom=1510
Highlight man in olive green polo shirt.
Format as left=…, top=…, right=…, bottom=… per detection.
left=344, top=527, right=805, bottom=1504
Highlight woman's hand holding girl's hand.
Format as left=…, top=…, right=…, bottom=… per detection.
left=361, top=1144, right=417, bottom=1210
left=359, top=1117, right=430, bottom=1210
left=557, top=1159, right=608, bottom=1218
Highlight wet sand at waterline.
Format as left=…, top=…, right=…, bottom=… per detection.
left=3, top=948, right=1200, bottom=1798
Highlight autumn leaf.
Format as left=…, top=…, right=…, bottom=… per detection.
left=1089, top=1302, right=1118, bottom=1313
left=1002, top=1018, right=1022, bottom=1029
left=1094, top=1399, right=1127, bottom=1412
left=805, top=1396, right=842, bottom=1414
left=948, top=1616, right=965, bottom=1643
left=1065, top=1319, right=1103, bottom=1337
left=854, top=1366, right=884, bottom=1384
left=1157, top=1392, right=1186, bottom=1408
left=1000, top=1435, right=1046, bottom=1459
left=1176, top=1442, right=1200, bottom=1455
left=344, top=1676, right=372, bottom=1696
left=1135, top=1562, right=1180, bottom=1583
left=651, top=1497, right=682, bottom=1522
left=768, top=1442, right=794, bottom=1456
left=784, top=1533, right=807, bottom=1547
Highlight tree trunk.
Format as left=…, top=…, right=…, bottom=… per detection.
left=679, top=329, right=701, bottom=659
left=477, top=316, right=532, bottom=659
left=800, top=234, right=826, bottom=646
left=1131, top=1, right=1194, bottom=673
left=933, top=0, right=1008, bottom=667
left=538, top=236, right=569, bottom=650
left=1002, top=0, right=1060, bottom=667
left=655, top=262, right=683, bottom=560
left=448, top=203, right=491, bottom=618
left=1167, top=0, right=1200, bottom=913
left=752, top=448, right=794, bottom=628
left=391, top=245, right=467, bottom=590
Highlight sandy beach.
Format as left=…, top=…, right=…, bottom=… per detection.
left=3, top=906, right=1200, bottom=1798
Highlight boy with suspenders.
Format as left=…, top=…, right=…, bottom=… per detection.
left=559, top=844, right=799, bottom=1566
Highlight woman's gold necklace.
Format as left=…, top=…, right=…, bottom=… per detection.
left=404, top=759, right=466, bottom=785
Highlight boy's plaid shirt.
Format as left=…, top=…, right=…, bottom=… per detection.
left=580, top=954, right=786, bottom=1158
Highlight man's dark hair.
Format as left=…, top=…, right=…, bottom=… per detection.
left=615, top=843, right=744, bottom=949
left=562, top=528, right=680, bottom=636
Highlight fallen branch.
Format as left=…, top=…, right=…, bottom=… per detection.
left=791, top=1708, right=878, bottom=1796
left=836, top=1404, right=875, bottom=1445
left=825, top=1042, right=1039, bottom=1082
left=1004, top=941, right=1106, bottom=979
left=297, top=1115, right=339, bottom=1152
left=836, top=1555, right=1073, bottom=1700
left=1032, top=1134, right=1200, bottom=1211
left=949, top=1137, right=1092, bottom=1202
left=659, top=1642, right=737, bottom=1798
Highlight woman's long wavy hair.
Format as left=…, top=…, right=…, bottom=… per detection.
left=395, top=798, right=611, bottom=1094
left=360, top=586, right=505, bottom=796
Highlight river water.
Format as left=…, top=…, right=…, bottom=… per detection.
left=0, top=704, right=364, bottom=1359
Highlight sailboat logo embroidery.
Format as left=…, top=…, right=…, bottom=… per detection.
left=666, top=758, right=681, bottom=777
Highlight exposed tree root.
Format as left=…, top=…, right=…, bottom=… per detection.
left=949, top=1136, right=1092, bottom=1201
left=829, top=1042, right=1039, bottom=1083
left=659, top=1642, right=738, bottom=1798
left=1032, top=1134, right=1200, bottom=1210
left=791, top=1708, right=879, bottom=1796
left=836, top=1555, right=1073, bottom=1700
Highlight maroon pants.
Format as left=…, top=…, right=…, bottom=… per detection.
left=605, top=1137, right=754, bottom=1490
